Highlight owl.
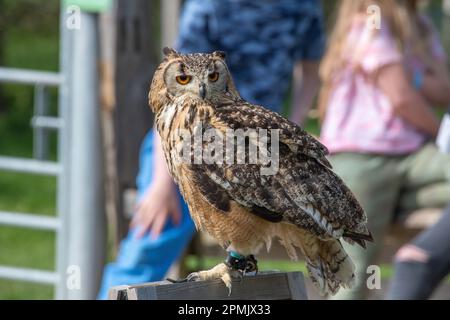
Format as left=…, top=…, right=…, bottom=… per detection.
left=148, top=48, right=373, bottom=296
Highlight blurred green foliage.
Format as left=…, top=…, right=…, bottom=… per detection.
left=0, top=0, right=59, bottom=35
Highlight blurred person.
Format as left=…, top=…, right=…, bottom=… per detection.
left=97, top=0, right=325, bottom=299
left=387, top=204, right=450, bottom=299
left=318, top=0, right=450, bottom=299
left=387, top=111, right=450, bottom=300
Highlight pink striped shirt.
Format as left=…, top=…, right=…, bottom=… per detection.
left=320, top=15, right=447, bottom=155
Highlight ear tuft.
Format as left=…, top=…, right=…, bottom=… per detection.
left=163, top=47, right=179, bottom=57
left=213, top=51, right=226, bottom=59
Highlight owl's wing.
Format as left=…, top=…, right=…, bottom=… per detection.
left=213, top=100, right=332, bottom=169
left=189, top=102, right=372, bottom=244
left=192, top=160, right=370, bottom=244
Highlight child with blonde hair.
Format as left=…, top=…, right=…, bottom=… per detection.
left=319, top=0, right=450, bottom=299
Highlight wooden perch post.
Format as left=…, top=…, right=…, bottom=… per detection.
left=108, top=272, right=308, bottom=300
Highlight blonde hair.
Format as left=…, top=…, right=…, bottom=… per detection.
left=318, top=0, right=432, bottom=120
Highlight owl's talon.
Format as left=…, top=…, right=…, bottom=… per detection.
left=186, top=272, right=201, bottom=282
left=220, top=271, right=234, bottom=296
left=180, top=254, right=257, bottom=295
left=227, top=282, right=233, bottom=296
left=238, top=270, right=245, bottom=283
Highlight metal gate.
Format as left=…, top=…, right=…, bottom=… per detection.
left=0, top=4, right=105, bottom=300
left=0, top=7, right=70, bottom=299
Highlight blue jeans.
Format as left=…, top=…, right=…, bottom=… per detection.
left=97, top=131, right=196, bottom=299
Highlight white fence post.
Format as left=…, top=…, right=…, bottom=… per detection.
left=161, top=0, right=181, bottom=50
left=66, top=11, right=106, bottom=300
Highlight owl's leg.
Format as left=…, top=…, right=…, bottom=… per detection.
left=172, top=252, right=258, bottom=296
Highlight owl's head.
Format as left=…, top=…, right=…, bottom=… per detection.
left=149, top=47, right=239, bottom=113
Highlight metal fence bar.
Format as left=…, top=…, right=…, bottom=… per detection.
left=55, top=3, right=73, bottom=300
left=0, top=211, right=60, bottom=231
left=0, top=156, right=61, bottom=175
left=33, top=85, right=50, bottom=160
left=31, top=116, right=64, bottom=130
left=0, top=67, right=63, bottom=86
left=66, top=11, right=106, bottom=300
left=0, top=266, right=59, bottom=285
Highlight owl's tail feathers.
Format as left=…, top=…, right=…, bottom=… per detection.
left=305, top=239, right=356, bottom=296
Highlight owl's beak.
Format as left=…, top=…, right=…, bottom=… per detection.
left=199, top=83, right=206, bottom=100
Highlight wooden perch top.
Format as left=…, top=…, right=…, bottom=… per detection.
left=108, top=271, right=307, bottom=300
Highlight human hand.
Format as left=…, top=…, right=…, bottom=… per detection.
left=130, top=181, right=181, bottom=239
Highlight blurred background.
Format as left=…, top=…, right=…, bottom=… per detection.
left=0, top=0, right=449, bottom=300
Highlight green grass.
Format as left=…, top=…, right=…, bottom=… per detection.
left=0, top=225, right=55, bottom=299
left=0, top=281, right=53, bottom=300
left=4, top=28, right=59, bottom=72
left=0, top=170, right=57, bottom=299
left=0, top=172, right=56, bottom=216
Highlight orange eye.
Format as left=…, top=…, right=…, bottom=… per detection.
left=176, top=75, right=192, bottom=85
left=208, top=72, right=219, bottom=82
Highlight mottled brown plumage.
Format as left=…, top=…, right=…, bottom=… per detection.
left=148, top=48, right=373, bottom=295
